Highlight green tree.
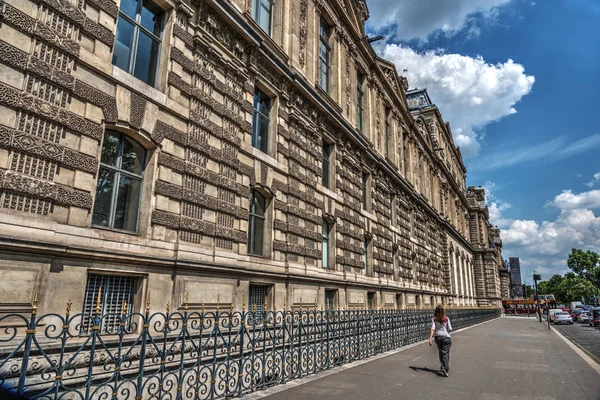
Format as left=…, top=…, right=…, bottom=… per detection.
left=559, top=272, right=597, bottom=303
left=567, top=248, right=600, bottom=289
left=539, top=274, right=566, bottom=303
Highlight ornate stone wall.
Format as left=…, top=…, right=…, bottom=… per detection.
left=0, top=0, right=501, bottom=315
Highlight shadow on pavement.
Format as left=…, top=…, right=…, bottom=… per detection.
left=408, top=366, right=442, bottom=376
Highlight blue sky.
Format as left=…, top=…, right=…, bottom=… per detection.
left=366, top=0, right=600, bottom=282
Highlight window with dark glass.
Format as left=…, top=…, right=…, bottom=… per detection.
left=252, top=0, right=274, bottom=35
left=248, top=190, right=267, bottom=256
left=252, top=88, right=271, bottom=153
left=322, top=140, right=331, bottom=188
left=385, top=107, right=391, bottom=158
left=363, top=237, right=369, bottom=273
left=93, top=130, right=146, bottom=233
left=362, top=172, right=369, bottom=211
left=112, top=0, right=163, bottom=87
left=325, top=289, right=337, bottom=311
left=367, top=292, right=376, bottom=310
left=319, top=18, right=331, bottom=92
left=322, top=219, right=330, bottom=268
left=357, top=72, right=364, bottom=131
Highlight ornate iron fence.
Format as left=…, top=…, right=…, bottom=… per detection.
left=0, top=292, right=499, bottom=399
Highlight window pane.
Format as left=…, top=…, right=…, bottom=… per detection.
left=251, top=217, right=264, bottom=256
left=113, top=175, right=142, bottom=232
left=141, top=0, right=163, bottom=36
left=322, top=239, right=328, bottom=268
left=133, top=31, right=160, bottom=86
left=258, top=115, right=269, bottom=153
left=252, top=191, right=266, bottom=216
left=259, top=3, right=271, bottom=33
left=119, top=0, right=138, bottom=20
left=121, top=136, right=145, bottom=175
left=92, top=168, right=116, bottom=227
left=101, top=131, right=120, bottom=166
left=113, top=16, right=135, bottom=72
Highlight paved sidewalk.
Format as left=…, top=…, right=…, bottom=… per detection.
left=248, top=317, right=600, bottom=400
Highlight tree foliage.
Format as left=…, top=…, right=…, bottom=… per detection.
left=536, top=249, right=600, bottom=304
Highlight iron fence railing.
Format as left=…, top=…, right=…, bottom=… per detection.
left=0, top=293, right=499, bottom=399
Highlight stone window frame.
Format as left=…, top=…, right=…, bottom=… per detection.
left=363, top=232, right=373, bottom=276
left=112, top=0, right=165, bottom=88
left=92, top=128, right=151, bottom=235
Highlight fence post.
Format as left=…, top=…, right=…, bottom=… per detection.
left=17, top=286, right=39, bottom=398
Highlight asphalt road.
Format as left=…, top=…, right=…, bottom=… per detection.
left=553, top=321, right=600, bottom=365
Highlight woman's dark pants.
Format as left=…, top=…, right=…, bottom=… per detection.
left=435, top=336, right=452, bottom=372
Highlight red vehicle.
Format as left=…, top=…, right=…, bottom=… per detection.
left=590, top=308, right=600, bottom=327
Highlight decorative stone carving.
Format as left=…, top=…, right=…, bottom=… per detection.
left=0, top=82, right=103, bottom=140
left=299, top=0, right=308, bottom=68
left=0, top=170, right=93, bottom=209
left=129, top=93, right=146, bottom=129
left=0, top=125, right=98, bottom=173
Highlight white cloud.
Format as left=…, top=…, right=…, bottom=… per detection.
left=379, top=45, right=535, bottom=157
left=549, top=189, right=600, bottom=210
left=367, top=0, right=512, bottom=42
left=499, top=186, right=600, bottom=281
left=470, top=134, right=600, bottom=171
left=585, top=172, right=600, bottom=188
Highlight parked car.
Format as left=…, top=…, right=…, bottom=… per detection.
left=578, top=311, right=590, bottom=323
left=590, top=308, right=600, bottom=327
left=553, top=311, right=573, bottom=325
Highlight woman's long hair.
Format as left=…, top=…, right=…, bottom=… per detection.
left=433, top=305, right=446, bottom=323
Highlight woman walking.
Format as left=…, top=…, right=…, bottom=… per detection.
left=429, top=305, right=452, bottom=377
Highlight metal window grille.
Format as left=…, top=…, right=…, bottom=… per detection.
left=81, top=274, right=136, bottom=334
left=249, top=285, right=267, bottom=325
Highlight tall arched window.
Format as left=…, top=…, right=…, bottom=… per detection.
left=92, top=130, right=146, bottom=233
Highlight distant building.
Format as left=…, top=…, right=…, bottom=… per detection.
left=510, top=257, right=523, bottom=297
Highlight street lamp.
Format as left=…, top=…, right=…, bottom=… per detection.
left=533, top=273, right=542, bottom=322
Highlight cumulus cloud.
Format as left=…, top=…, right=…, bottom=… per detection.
left=585, top=172, right=600, bottom=188
left=367, top=0, right=512, bottom=42
left=549, top=189, right=600, bottom=210
left=500, top=187, right=600, bottom=280
left=379, top=45, right=535, bottom=157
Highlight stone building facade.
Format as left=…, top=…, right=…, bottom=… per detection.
left=0, top=0, right=502, bottom=321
